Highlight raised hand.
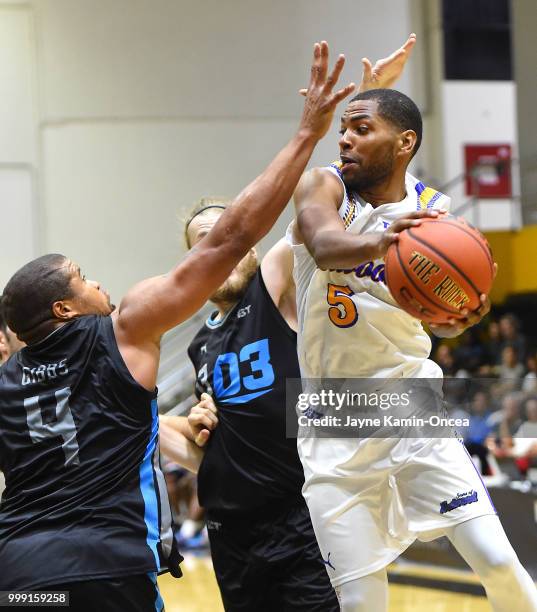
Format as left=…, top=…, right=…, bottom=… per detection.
left=298, top=41, right=356, bottom=141
left=358, top=33, right=416, bottom=93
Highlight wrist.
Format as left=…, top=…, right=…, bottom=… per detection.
left=295, top=127, right=322, bottom=146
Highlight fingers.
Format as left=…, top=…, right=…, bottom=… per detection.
left=319, top=40, right=329, bottom=82
left=389, top=217, right=428, bottom=233
left=387, top=33, right=417, bottom=62
left=309, top=40, right=329, bottom=88
left=189, top=394, right=219, bottom=431
left=189, top=411, right=218, bottom=431
left=332, top=82, right=356, bottom=105
left=195, top=429, right=211, bottom=448
left=408, top=209, right=443, bottom=219
left=402, top=32, right=417, bottom=54
left=199, top=392, right=217, bottom=413
left=455, top=294, right=490, bottom=327
left=298, top=88, right=308, bottom=97
left=361, top=57, right=372, bottom=79
left=308, top=42, right=321, bottom=89
left=325, top=54, right=346, bottom=93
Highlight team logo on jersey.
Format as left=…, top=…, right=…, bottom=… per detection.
left=237, top=305, right=252, bottom=318
left=206, top=520, right=222, bottom=531
left=439, top=490, right=478, bottom=514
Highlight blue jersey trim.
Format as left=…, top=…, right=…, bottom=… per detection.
left=219, top=388, right=273, bottom=404
left=148, top=572, right=164, bottom=612
left=139, top=399, right=161, bottom=569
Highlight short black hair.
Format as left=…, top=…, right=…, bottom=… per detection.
left=349, top=89, right=422, bottom=157
left=0, top=300, right=7, bottom=334
left=2, top=254, right=74, bottom=340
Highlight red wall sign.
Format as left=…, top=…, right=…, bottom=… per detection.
left=464, top=144, right=512, bottom=198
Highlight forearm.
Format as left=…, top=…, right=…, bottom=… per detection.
left=308, top=231, right=382, bottom=269
left=159, top=415, right=194, bottom=440
left=159, top=422, right=203, bottom=473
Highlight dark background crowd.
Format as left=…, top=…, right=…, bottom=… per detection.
left=433, top=294, right=537, bottom=480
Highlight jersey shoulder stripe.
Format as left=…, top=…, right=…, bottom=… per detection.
left=415, top=181, right=445, bottom=210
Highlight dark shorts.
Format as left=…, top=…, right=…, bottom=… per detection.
left=206, top=500, right=339, bottom=612
left=26, top=573, right=164, bottom=612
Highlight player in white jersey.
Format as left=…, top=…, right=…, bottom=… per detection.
left=289, top=88, right=537, bottom=611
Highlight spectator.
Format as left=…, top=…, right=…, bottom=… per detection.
left=435, top=344, right=457, bottom=376
left=453, top=327, right=485, bottom=374
left=522, top=351, right=537, bottom=394
left=492, top=398, right=537, bottom=478
left=487, top=393, right=524, bottom=459
left=479, top=320, right=502, bottom=368
left=499, top=313, right=526, bottom=362
left=511, top=398, right=537, bottom=459
left=465, top=390, right=494, bottom=474
left=492, top=345, right=525, bottom=396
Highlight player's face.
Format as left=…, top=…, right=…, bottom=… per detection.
left=63, top=261, right=115, bottom=317
left=526, top=400, right=537, bottom=422
left=0, top=329, right=9, bottom=363
left=186, top=211, right=258, bottom=305
left=338, top=99, right=400, bottom=192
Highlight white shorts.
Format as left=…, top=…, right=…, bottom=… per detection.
left=298, top=435, right=497, bottom=587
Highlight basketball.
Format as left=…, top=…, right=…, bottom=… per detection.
left=384, top=216, right=495, bottom=325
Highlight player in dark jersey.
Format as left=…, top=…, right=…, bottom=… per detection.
left=159, top=37, right=419, bottom=612
left=167, top=204, right=340, bottom=611
left=0, top=42, right=355, bottom=611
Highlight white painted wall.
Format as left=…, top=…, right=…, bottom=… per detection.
left=441, top=81, right=520, bottom=231
left=0, top=5, right=38, bottom=286
left=1, top=0, right=424, bottom=299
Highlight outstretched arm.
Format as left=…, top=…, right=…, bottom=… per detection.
left=159, top=422, right=204, bottom=474
left=114, top=42, right=355, bottom=389
left=159, top=394, right=218, bottom=473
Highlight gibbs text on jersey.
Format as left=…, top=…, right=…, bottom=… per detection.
left=0, top=315, right=182, bottom=590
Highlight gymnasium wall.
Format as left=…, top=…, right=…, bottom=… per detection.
left=0, top=0, right=422, bottom=301
left=486, top=225, right=537, bottom=303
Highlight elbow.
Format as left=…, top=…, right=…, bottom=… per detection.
left=309, top=242, right=333, bottom=271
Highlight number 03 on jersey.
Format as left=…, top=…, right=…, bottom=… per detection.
left=327, top=283, right=359, bottom=328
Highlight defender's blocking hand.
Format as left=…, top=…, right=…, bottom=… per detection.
left=298, top=41, right=356, bottom=141
left=358, top=33, right=416, bottom=93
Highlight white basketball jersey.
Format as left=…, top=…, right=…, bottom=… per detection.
left=288, top=165, right=451, bottom=379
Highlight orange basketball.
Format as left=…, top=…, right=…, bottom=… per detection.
left=384, top=216, right=495, bottom=325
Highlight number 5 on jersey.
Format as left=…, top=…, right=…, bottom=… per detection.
left=327, top=283, right=359, bottom=328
